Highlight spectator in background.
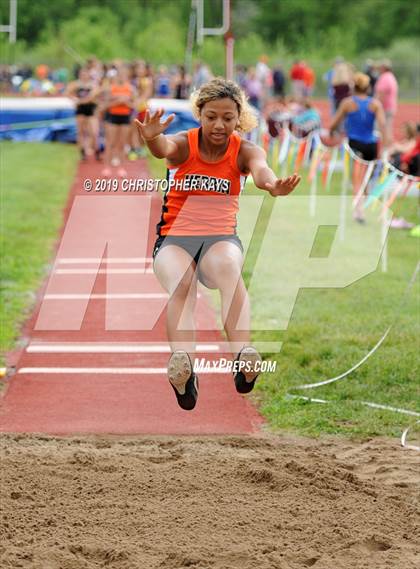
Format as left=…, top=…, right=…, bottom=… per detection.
left=86, top=57, right=103, bottom=86
left=363, top=59, right=378, bottom=95
left=292, top=99, right=321, bottom=137
left=73, top=63, right=82, bottom=81
left=35, top=63, right=49, bottom=81
left=235, top=64, right=248, bottom=90
left=256, top=54, right=271, bottom=84
left=256, top=54, right=272, bottom=103
left=389, top=122, right=419, bottom=173
left=272, top=64, right=286, bottom=98
left=375, top=59, right=398, bottom=144
left=245, top=67, right=263, bottom=110
left=289, top=59, right=306, bottom=98
left=102, top=66, right=135, bottom=177
left=302, top=63, right=315, bottom=98
left=52, top=67, right=69, bottom=94
left=324, top=57, right=346, bottom=115
left=329, top=72, right=387, bottom=223
left=66, top=67, right=100, bottom=161
left=174, top=65, right=191, bottom=100
left=389, top=121, right=417, bottom=154
left=155, top=65, right=171, bottom=98
left=192, top=61, right=212, bottom=89
left=266, top=96, right=292, bottom=137
left=129, top=60, right=154, bottom=159
left=399, top=124, right=420, bottom=176
left=331, top=59, right=354, bottom=111
left=0, top=65, right=11, bottom=93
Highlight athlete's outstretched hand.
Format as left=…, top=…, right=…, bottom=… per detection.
left=265, top=173, right=301, bottom=196
left=134, top=108, right=175, bottom=141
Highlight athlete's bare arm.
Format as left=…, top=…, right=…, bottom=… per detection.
left=329, top=98, right=350, bottom=134
left=135, top=109, right=188, bottom=162
left=65, top=81, right=78, bottom=101
left=239, top=140, right=301, bottom=197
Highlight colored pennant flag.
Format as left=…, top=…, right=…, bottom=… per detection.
left=321, top=151, right=330, bottom=188
left=271, top=137, right=280, bottom=172
left=308, top=146, right=321, bottom=182
left=381, top=177, right=406, bottom=218
left=326, top=146, right=338, bottom=191
left=287, top=138, right=296, bottom=171
left=278, top=129, right=290, bottom=165
left=290, top=138, right=300, bottom=170
left=364, top=171, right=399, bottom=208
left=295, top=139, right=307, bottom=172
left=262, top=132, right=270, bottom=153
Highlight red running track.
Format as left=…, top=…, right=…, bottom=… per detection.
left=0, top=159, right=264, bottom=435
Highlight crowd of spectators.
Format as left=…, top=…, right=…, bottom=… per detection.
left=1, top=54, right=417, bottom=176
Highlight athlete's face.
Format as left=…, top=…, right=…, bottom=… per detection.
left=200, top=98, right=239, bottom=145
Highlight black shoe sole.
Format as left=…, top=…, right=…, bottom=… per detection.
left=233, top=346, right=262, bottom=394
left=170, top=374, right=199, bottom=410
left=234, top=372, right=257, bottom=394
left=168, top=351, right=199, bottom=411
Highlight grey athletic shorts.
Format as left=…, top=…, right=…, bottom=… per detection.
left=153, top=234, right=243, bottom=264
left=153, top=234, right=243, bottom=287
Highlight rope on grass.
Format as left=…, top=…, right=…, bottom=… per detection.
left=285, top=262, right=420, bottom=448
left=292, top=325, right=392, bottom=390
left=286, top=394, right=420, bottom=418
left=401, top=421, right=420, bottom=451
left=291, top=261, right=419, bottom=391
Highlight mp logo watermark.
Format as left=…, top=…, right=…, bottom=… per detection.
left=34, top=193, right=390, bottom=346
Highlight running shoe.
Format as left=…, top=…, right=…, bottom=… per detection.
left=233, top=346, right=262, bottom=394
left=167, top=350, right=199, bottom=411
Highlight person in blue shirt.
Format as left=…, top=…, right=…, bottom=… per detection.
left=329, top=72, right=388, bottom=222
left=155, top=65, right=172, bottom=98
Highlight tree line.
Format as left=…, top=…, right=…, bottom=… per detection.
left=1, top=0, right=418, bottom=55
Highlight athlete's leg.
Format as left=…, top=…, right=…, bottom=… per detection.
left=103, top=122, right=116, bottom=173
left=199, top=241, right=250, bottom=355
left=199, top=240, right=262, bottom=393
left=87, top=115, right=99, bottom=157
left=114, top=124, right=128, bottom=164
left=76, top=115, right=87, bottom=159
left=154, top=245, right=198, bottom=356
left=352, top=160, right=367, bottom=221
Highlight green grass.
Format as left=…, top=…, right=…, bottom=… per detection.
left=149, top=152, right=419, bottom=438
left=241, top=169, right=419, bottom=438
left=0, top=142, right=79, bottom=363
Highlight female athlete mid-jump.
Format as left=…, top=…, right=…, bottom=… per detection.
left=136, top=78, right=300, bottom=411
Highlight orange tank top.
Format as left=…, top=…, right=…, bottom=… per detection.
left=109, top=83, right=132, bottom=115
left=157, top=128, right=247, bottom=237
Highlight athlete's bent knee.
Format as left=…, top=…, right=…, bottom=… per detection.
left=169, top=269, right=196, bottom=298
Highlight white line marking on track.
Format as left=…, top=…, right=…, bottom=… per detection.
left=55, top=268, right=154, bottom=274
left=18, top=367, right=228, bottom=374
left=27, top=344, right=220, bottom=353
left=57, top=258, right=153, bottom=264
left=44, top=293, right=169, bottom=299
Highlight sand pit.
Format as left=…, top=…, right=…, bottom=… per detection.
left=0, top=433, right=418, bottom=569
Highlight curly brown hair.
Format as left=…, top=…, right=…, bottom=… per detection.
left=190, top=77, right=258, bottom=133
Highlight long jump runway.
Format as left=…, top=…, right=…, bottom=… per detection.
left=0, top=159, right=263, bottom=435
